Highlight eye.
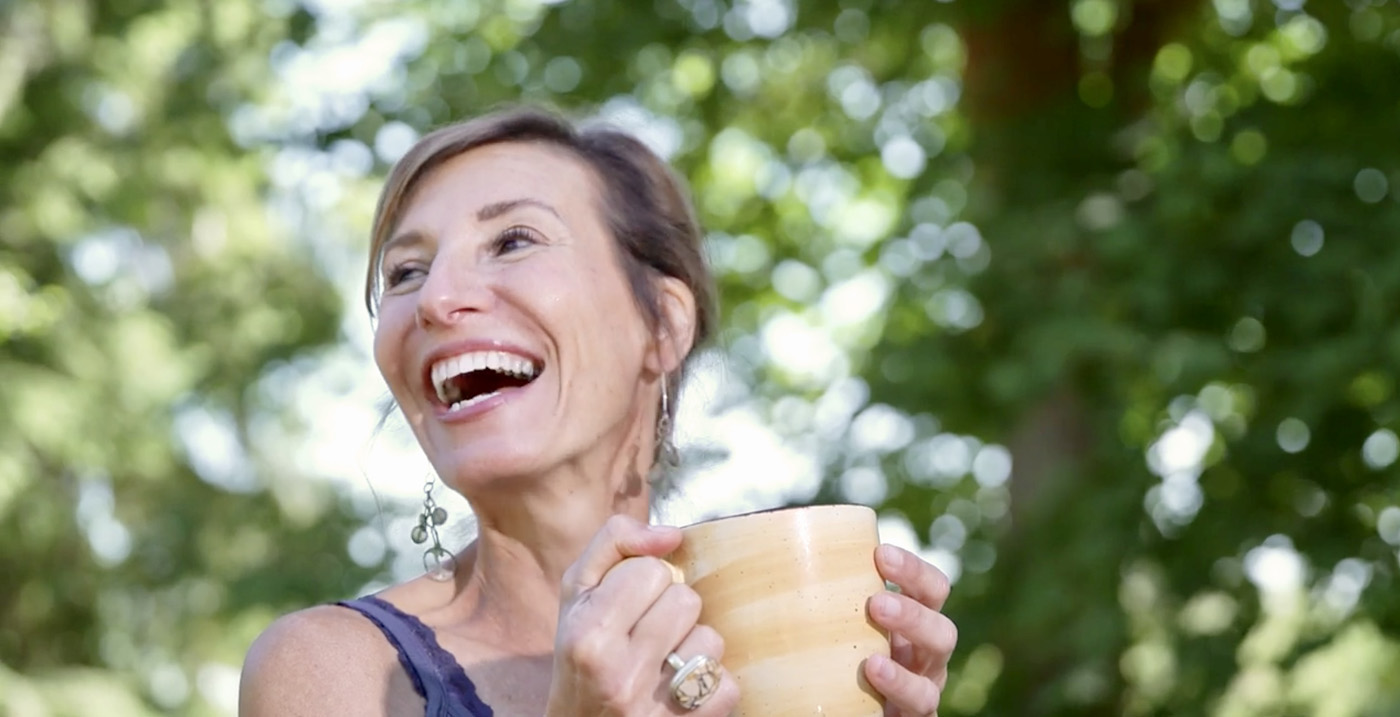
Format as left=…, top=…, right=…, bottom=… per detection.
left=493, top=226, right=540, bottom=255
left=383, top=262, right=426, bottom=290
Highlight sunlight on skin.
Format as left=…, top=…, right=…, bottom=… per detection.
left=289, top=332, right=827, bottom=582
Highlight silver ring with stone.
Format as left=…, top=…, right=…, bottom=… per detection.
left=665, top=652, right=721, bottom=710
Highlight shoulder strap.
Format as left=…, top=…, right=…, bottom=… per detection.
left=338, top=596, right=459, bottom=715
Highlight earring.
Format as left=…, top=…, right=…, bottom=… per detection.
left=411, top=475, right=456, bottom=582
left=656, top=372, right=681, bottom=470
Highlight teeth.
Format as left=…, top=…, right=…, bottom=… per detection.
left=449, top=390, right=501, bottom=412
left=430, top=350, right=540, bottom=405
left=432, top=363, right=447, bottom=403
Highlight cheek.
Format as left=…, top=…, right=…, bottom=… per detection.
left=371, top=333, right=394, bottom=385
left=371, top=306, right=413, bottom=391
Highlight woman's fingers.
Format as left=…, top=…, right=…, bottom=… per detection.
left=557, top=554, right=685, bottom=686
left=867, top=545, right=957, bottom=715
left=550, top=516, right=726, bottom=716
left=654, top=624, right=738, bottom=715
left=561, top=514, right=681, bottom=600
left=874, top=544, right=950, bottom=612
left=869, top=593, right=957, bottom=686
left=565, top=556, right=681, bottom=637
left=630, top=582, right=702, bottom=655
left=667, top=624, right=726, bottom=669
left=553, top=516, right=685, bottom=710
left=864, top=653, right=941, bottom=717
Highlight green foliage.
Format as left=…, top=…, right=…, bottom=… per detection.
left=4, top=0, right=1400, bottom=715
left=1, top=1, right=376, bottom=713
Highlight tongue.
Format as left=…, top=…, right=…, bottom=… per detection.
left=452, top=369, right=531, bottom=402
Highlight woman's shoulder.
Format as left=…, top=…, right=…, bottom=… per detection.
left=239, top=603, right=411, bottom=716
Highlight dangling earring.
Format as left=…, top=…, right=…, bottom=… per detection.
left=411, top=475, right=456, bottom=582
left=656, top=372, right=681, bottom=470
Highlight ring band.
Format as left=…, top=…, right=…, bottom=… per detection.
left=665, top=651, right=721, bottom=710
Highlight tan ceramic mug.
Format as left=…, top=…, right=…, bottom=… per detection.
left=665, top=504, right=888, bottom=716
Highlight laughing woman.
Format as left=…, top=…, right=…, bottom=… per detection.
left=238, top=107, right=958, bottom=716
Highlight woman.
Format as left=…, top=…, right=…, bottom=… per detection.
left=239, top=107, right=957, bottom=716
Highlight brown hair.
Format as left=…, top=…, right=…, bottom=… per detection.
left=364, top=106, right=717, bottom=422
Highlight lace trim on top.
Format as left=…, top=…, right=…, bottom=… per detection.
left=342, top=595, right=494, bottom=717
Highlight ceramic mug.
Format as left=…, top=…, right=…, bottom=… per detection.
left=665, top=504, right=888, bottom=716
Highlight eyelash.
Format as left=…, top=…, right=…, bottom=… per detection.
left=383, top=262, right=423, bottom=289
left=493, top=226, right=539, bottom=254
left=381, top=227, right=540, bottom=289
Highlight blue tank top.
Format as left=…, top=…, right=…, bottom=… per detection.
left=338, top=596, right=494, bottom=716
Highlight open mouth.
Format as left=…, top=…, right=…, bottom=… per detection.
left=429, top=350, right=541, bottom=412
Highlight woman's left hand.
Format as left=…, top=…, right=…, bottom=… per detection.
left=864, top=544, right=958, bottom=717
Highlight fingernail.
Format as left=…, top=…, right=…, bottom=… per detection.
left=870, top=653, right=895, bottom=681
left=878, top=544, right=903, bottom=568
left=872, top=592, right=901, bottom=620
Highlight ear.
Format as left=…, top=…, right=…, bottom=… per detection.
left=645, top=275, right=698, bottom=377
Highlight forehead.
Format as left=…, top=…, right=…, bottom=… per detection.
left=404, top=141, right=603, bottom=222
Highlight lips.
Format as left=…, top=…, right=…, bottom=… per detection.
left=423, top=346, right=543, bottom=413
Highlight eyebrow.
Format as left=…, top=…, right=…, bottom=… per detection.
left=378, top=229, right=426, bottom=266
left=476, top=198, right=563, bottom=222
left=380, top=198, right=564, bottom=263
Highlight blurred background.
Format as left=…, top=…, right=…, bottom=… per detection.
left=3, top=0, right=1400, bottom=714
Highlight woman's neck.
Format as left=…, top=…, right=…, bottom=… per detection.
left=427, top=388, right=663, bottom=650
left=454, top=459, right=655, bottom=651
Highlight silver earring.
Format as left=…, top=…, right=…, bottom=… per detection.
left=411, top=475, right=456, bottom=582
left=657, top=372, right=680, bottom=470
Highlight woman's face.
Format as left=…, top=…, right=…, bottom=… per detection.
left=373, top=141, right=657, bottom=491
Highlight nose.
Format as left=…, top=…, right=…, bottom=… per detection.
left=414, top=250, right=495, bottom=329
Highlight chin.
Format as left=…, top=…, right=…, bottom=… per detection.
left=431, top=442, right=552, bottom=495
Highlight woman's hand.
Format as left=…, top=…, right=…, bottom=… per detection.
left=545, top=515, right=740, bottom=716
left=864, top=545, right=958, bottom=717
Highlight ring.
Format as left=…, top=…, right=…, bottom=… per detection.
left=665, top=652, right=721, bottom=710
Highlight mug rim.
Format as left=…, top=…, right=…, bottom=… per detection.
left=678, top=502, right=875, bottom=531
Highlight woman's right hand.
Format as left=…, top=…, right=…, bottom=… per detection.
left=545, top=515, right=740, bottom=716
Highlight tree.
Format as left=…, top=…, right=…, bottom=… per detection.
left=1, top=2, right=375, bottom=714
left=4, top=0, right=1398, bottom=714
